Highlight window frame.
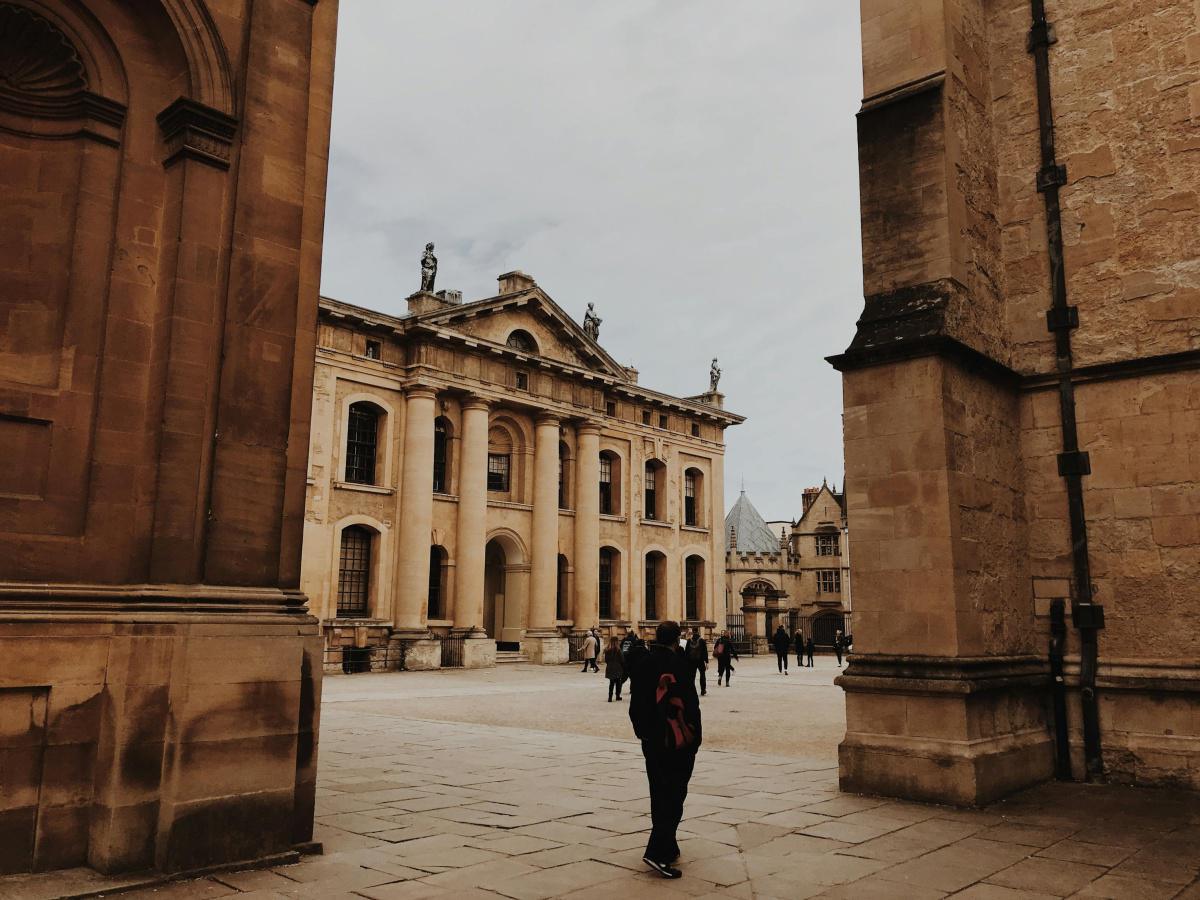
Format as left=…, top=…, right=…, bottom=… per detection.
left=816, top=533, right=840, bottom=556
left=598, top=548, right=614, bottom=620
left=336, top=525, right=373, bottom=617
left=427, top=546, right=446, bottom=619
left=685, top=555, right=702, bottom=621
left=364, top=339, right=381, bottom=360
left=817, top=569, right=842, bottom=593
left=487, top=452, right=511, bottom=492
left=345, top=402, right=381, bottom=485
left=432, top=418, right=449, bottom=493
left=684, top=470, right=698, bottom=527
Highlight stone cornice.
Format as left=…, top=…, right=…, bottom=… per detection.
left=157, top=96, right=238, bottom=169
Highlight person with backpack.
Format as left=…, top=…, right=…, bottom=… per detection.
left=806, top=634, right=816, bottom=667
left=712, top=631, right=738, bottom=686
left=581, top=630, right=598, bottom=673
left=604, top=636, right=627, bottom=701
left=685, top=627, right=709, bottom=696
left=772, top=625, right=791, bottom=674
left=627, top=621, right=701, bottom=880
left=620, top=627, right=638, bottom=657
left=834, top=630, right=845, bottom=667
left=794, top=628, right=806, bottom=668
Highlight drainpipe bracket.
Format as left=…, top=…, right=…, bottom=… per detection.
left=1071, top=602, right=1106, bottom=631
left=1028, top=20, right=1057, bottom=52
left=1036, top=163, right=1068, bottom=192
left=1056, top=450, right=1091, bottom=477
left=1046, top=305, right=1079, bottom=332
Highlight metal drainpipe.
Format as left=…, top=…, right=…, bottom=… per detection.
left=1028, top=0, right=1105, bottom=781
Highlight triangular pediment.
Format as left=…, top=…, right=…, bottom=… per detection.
left=412, top=287, right=631, bottom=379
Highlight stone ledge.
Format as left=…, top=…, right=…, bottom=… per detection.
left=836, top=654, right=1049, bottom=695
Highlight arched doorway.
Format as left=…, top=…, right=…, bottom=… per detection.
left=811, top=611, right=845, bottom=649
left=484, top=533, right=528, bottom=650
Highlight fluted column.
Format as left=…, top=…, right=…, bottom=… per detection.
left=528, top=412, right=561, bottom=632
left=454, top=397, right=490, bottom=632
left=393, top=385, right=437, bottom=634
left=573, top=422, right=601, bottom=628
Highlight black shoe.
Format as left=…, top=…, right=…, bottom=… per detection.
left=701, top=690, right=707, bottom=696
left=643, top=857, right=682, bottom=879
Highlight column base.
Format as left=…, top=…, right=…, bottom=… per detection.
left=837, top=654, right=1055, bottom=806
left=522, top=633, right=569, bottom=665
left=389, top=635, right=442, bottom=670
left=461, top=634, right=496, bottom=669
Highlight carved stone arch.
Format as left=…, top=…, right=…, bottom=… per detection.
left=155, top=0, right=234, bottom=114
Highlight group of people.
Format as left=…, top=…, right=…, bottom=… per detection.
left=581, top=625, right=742, bottom=701
left=771, top=625, right=848, bottom=673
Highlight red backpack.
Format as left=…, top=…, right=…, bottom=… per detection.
left=655, top=673, right=697, bottom=752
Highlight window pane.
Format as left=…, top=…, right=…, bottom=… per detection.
left=345, top=404, right=379, bottom=484
left=598, top=550, right=612, bottom=619
left=433, top=421, right=448, bottom=493
left=645, top=557, right=657, bottom=620
left=685, top=558, right=699, bottom=620
left=428, top=547, right=443, bottom=618
left=337, top=527, right=372, bottom=617
left=487, top=453, right=510, bottom=492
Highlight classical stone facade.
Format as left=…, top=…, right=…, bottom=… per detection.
left=833, top=0, right=1200, bottom=804
left=724, top=484, right=851, bottom=652
left=0, top=0, right=337, bottom=876
left=302, top=272, right=743, bottom=669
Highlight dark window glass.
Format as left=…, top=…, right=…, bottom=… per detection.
left=428, top=547, right=444, bottom=618
left=337, top=526, right=372, bottom=617
left=816, top=533, right=840, bottom=556
left=642, top=410, right=651, bottom=425
left=691, top=422, right=700, bottom=437
left=487, top=453, right=510, bottom=492
left=644, top=465, right=657, bottom=520
left=599, top=454, right=613, bottom=515
left=658, top=414, right=668, bottom=429
left=558, top=448, right=569, bottom=509
left=606, top=400, right=616, bottom=417
left=516, top=371, right=529, bottom=390
left=599, top=549, right=613, bottom=619
left=345, top=403, right=379, bottom=485
left=645, top=556, right=657, bottom=621
left=433, top=419, right=448, bottom=493
left=506, top=330, right=537, bottom=353
left=556, top=555, right=568, bottom=620
left=685, top=557, right=700, bottom=621
left=684, top=471, right=697, bottom=526
left=364, top=339, right=381, bottom=360
left=818, top=569, right=842, bottom=593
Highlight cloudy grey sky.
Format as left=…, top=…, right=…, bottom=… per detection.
left=320, top=1, right=864, bottom=521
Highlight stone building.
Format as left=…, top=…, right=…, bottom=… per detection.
left=832, top=0, right=1200, bottom=804
left=0, top=0, right=337, bottom=876
left=724, top=483, right=851, bottom=652
left=302, top=272, right=743, bottom=669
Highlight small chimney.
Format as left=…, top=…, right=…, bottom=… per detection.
left=408, top=288, right=460, bottom=316
left=802, top=486, right=820, bottom=514
left=436, top=289, right=463, bottom=305
left=498, top=271, right=536, bottom=294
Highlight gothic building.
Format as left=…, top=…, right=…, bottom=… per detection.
left=303, top=271, right=743, bottom=669
left=724, top=483, right=850, bottom=651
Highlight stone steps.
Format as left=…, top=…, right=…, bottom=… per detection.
left=495, top=651, right=529, bottom=665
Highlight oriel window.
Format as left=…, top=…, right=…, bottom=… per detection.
left=487, top=453, right=510, bottom=492
left=345, top=402, right=379, bottom=485
left=337, top=526, right=372, bottom=617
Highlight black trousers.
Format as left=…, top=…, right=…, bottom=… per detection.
left=796, top=649, right=804, bottom=668
left=716, top=659, right=731, bottom=683
left=807, top=650, right=814, bottom=666
left=608, top=676, right=623, bottom=700
left=695, top=663, right=706, bottom=694
left=641, top=744, right=696, bottom=863
left=776, top=651, right=788, bottom=672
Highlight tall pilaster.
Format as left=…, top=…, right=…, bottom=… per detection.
left=573, top=422, right=601, bottom=629
left=523, top=412, right=568, bottom=664
left=391, top=385, right=441, bottom=668
left=454, top=396, right=494, bottom=667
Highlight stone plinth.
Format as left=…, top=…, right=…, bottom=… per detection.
left=461, top=635, right=497, bottom=669
left=522, top=634, right=569, bottom=665
left=392, top=637, right=442, bottom=671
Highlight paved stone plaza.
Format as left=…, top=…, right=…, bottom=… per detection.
left=5, top=656, right=1198, bottom=899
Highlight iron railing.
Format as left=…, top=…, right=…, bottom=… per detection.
left=322, top=643, right=404, bottom=674
left=440, top=634, right=465, bottom=668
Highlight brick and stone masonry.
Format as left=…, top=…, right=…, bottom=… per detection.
left=0, top=0, right=339, bottom=876
left=831, top=0, right=1200, bottom=804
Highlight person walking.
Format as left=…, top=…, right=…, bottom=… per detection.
left=772, top=625, right=791, bottom=674
left=620, top=626, right=638, bottom=657
left=685, top=627, right=709, bottom=696
left=590, top=627, right=603, bottom=671
left=834, top=630, right=845, bottom=667
left=604, top=636, right=626, bottom=701
left=627, top=621, right=701, bottom=879
left=806, top=635, right=816, bottom=668
left=581, top=630, right=598, bottom=673
left=713, top=631, right=738, bottom=686
left=794, top=628, right=806, bottom=668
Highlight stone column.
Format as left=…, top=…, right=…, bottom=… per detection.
left=573, top=422, right=601, bottom=631
left=454, top=396, right=494, bottom=668
left=390, top=385, right=441, bottom=669
left=523, top=412, right=568, bottom=664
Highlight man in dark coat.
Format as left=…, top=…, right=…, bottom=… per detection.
left=627, top=621, right=701, bottom=879
left=794, top=629, right=806, bottom=668
left=685, top=627, right=709, bottom=696
left=772, top=625, right=791, bottom=674
left=806, top=635, right=816, bottom=667
left=712, top=631, right=738, bottom=686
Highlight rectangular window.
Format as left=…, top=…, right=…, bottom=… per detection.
left=599, top=550, right=613, bottom=620
left=642, top=410, right=651, bottom=426
left=345, top=405, right=378, bottom=485
left=658, top=414, right=668, bottom=429
left=428, top=550, right=443, bottom=619
left=599, top=455, right=613, bottom=515
left=684, top=472, right=697, bottom=527
left=817, top=569, right=842, bottom=593
left=337, top=528, right=371, bottom=617
left=606, top=400, right=617, bottom=417
left=816, top=533, right=840, bottom=556
left=644, top=558, right=657, bottom=620
left=487, top=453, right=510, bottom=492
left=685, top=558, right=699, bottom=621
left=364, top=339, right=381, bottom=360
left=691, top=422, right=700, bottom=437
left=516, top=371, right=529, bottom=390
left=558, top=457, right=567, bottom=509
left=432, top=422, right=448, bottom=493
left=556, top=559, right=568, bottom=620
left=644, top=467, right=656, bottom=520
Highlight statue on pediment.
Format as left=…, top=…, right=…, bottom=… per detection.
left=583, top=302, right=602, bottom=340
left=420, top=242, right=437, bottom=292
left=710, top=358, right=721, bottom=392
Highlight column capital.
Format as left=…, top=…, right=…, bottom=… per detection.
left=574, top=419, right=603, bottom=436
left=403, top=384, right=439, bottom=402
left=534, top=411, right=561, bottom=427
left=461, top=394, right=492, bottom=412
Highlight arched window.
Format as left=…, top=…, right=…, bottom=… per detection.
left=345, top=402, right=382, bottom=484
left=337, top=526, right=373, bottom=617
left=558, top=441, right=571, bottom=510
left=742, top=579, right=775, bottom=599
left=685, top=555, right=705, bottom=621
left=506, top=329, right=538, bottom=354
left=488, top=425, right=514, bottom=494
left=644, top=459, right=665, bottom=520
left=433, top=416, right=451, bottom=493
left=599, top=547, right=620, bottom=620
left=683, top=468, right=703, bottom=527
left=644, top=551, right=666, bottom=621
left=428, top=546, right=447, bottom=619
left=556, top=554, right=569, bottom=620
left=599, top=450, right=621, bottom=516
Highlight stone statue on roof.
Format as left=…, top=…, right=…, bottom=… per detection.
left=583, top=302, right=601, bottom=340
left=420, top=242, right=437, bottom=292
left=710, top=358, right=721, bottom=392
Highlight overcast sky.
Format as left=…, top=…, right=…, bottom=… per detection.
left=320, top=1, right=864, bottom=521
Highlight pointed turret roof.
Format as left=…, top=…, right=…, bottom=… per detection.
left=725, top=491, right=780, bottom=553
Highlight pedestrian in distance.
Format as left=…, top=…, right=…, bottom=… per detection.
left=806, top=635, right=816, bottom=668
left=627, top=620, right=701, bottom=879
left=581, top=629, right=598, bottom=673
left=773, top=625, right=791, bottom=674
left=713, top=631, right=738, bottom=686
left=794, top=628, right=805, bottom=668
left=834, top=630, right=845, bottom=667
left=604, top=636, right=626, bottom=701
left=620, top=626, right=638, bottom=657
left=590, top=626, right=603, bottom=671
left=685, top=627, right=709, bottom=696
